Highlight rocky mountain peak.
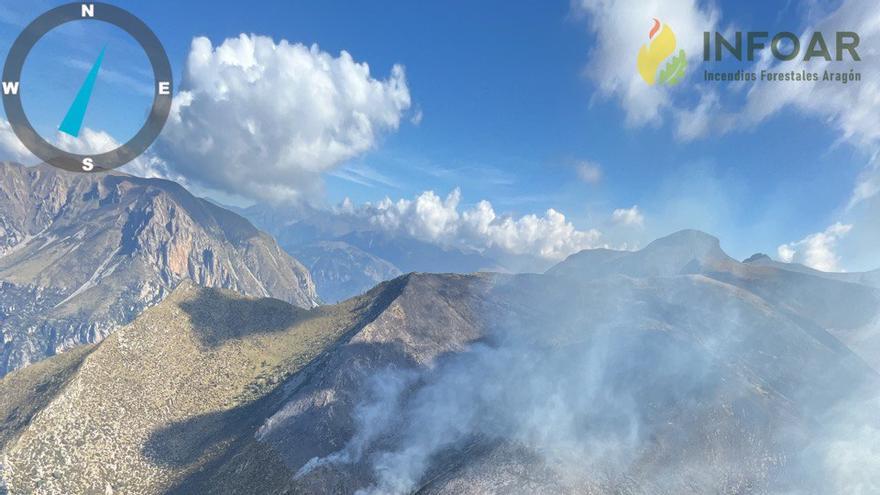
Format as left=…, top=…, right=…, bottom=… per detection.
left=0, top=162, right=317, bottom=377
left=743, top=253, right=773, bottom=264
left=547, top=229, right=735, bottom=279
left=641, top=229, right=726, bottom=261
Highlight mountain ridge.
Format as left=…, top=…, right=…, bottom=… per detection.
left=0, top=274, right=419, bottom=494
left=2, top=250, right=878, bottom=493
left=0, top=162, right=317, bottom=377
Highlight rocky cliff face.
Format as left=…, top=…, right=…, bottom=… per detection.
left=1, top=231, right=878, bottom=494
left=0, top=162, right=317, bottom=377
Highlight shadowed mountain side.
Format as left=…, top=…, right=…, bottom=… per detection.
left=148, top=341, right=424, bottom=495
left=155, top=273, right=494, bottom=494
left=177, top=287, right=306, bottom=347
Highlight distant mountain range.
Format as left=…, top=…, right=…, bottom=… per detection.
left=240, top=203, right=507, bottom=303
left=289, top=240, right=402, bottom=304
left=3, top=229, right=877, bottom=494
left=0, top=162, right=317, bottom=377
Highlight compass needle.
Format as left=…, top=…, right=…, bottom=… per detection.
left=59, top=46, right=106, bottom=138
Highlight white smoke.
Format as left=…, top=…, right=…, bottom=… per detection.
left=291, top=276, right=739, bottom=493
left=285, top=267, right=880, bottom=494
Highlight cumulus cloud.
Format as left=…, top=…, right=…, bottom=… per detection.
left=777, top=222, right=853, bottom=272
left=53, top=127, right=126, bottom=156
left=611, top=205, right=645, bottom=227
left=573, top=0, right=720, bottom=126
left=159, top=34, right=411, bottom=203
left=575, top=159, right=602, bottom=184
left=355, top=189, right=603, bottom=260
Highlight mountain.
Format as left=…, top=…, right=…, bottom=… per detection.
left=0, top=280, right=408, bottom=494
left=337, top=230, right=498, bottom=274
left=0, top=162, right=317, bottom=377
left=292, top=241, right=402, bottom=304
left=546, top=229, right=739, bottom=278
left=742, top=251, right=880, bottom=288
left=2, top=230, right=878, bottom=494
left=241, top=203, right=501, bottom=302
left=550, top=231, right=880, bottom=371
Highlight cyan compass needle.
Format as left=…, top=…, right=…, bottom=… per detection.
left=59, top=46, right=105, bottom=138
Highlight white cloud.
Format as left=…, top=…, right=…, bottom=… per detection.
left=662, top=0, right=880, bottom=160
left=573, top=0, right=720, bottom=126
left=55, top=127, right=181, bottom=180
left=734, top=0, right=880, bottom=150
left=662, top=0, right=880, bottom=208
left=0, top=119, right=36, bottom=164
left=371, top=189, right=463, bottom=242
left=574, top=0, right=880, bottom=169
left=575, top=160, right=602, bottom=184
left=573, top=0, right=878, bottom=269
left=611, top=205, right=645, bottom=227
left=54, top=127, right=123, bottom=156
left=410, top=107, right=423, bottom=126
left=330, top=163, right=400, bottom=189
left=849, top=155, right=880, bottom=209
left=160, top=34, right=411, bottom=203
left=359, top=189, right=603, bottom=260
left=777, top=222, right=853, bottom=272
left=0, top=119, right=174, bottom=179
left=674, top=89, right=721, bottom=141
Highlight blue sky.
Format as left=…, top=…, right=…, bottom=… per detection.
left=1, top=0, right=877, bottom=270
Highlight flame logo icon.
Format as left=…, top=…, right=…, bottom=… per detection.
left=637, top=18, right=687, bottom=86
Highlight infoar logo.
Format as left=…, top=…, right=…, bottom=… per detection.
left=637, top=18, right=687, bottom=86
